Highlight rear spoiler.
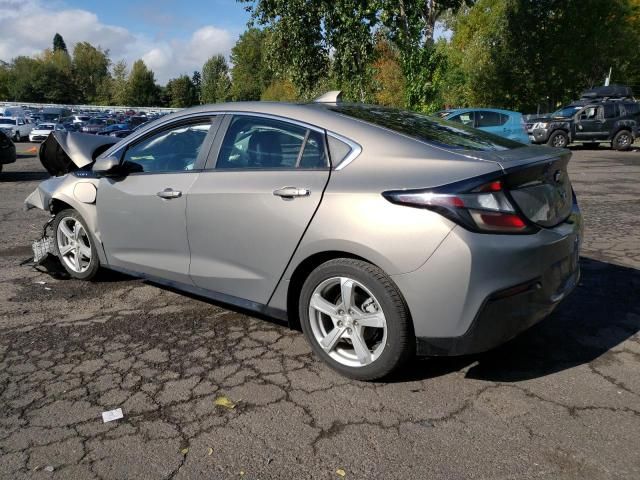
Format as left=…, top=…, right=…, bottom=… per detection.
left=39, top=131, right=118, bottom=176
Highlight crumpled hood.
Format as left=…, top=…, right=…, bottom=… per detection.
left=39, top=131, right=118, bottom=176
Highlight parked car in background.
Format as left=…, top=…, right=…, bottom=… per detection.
left=97, top=124, right=130, bottom=136
left=0, top=116, right=33, bottom=141
left=26, top=96, right=581, bottom=380
left=81, top=118, right=107, bottom=134
left=29, top=123, right=65, bottom=142
left=441, top=108, right=530, bottom=143
left=70, top=115, right=91, bottom=125
left=40, top=107, right=71, bottom=123
left=108, top=129, right=133, bottom=138
left=527, top=100, right=639, bottom=150
left=0, top=106, right=27, bottom=118
left=0, top=130, right=16, bottom=173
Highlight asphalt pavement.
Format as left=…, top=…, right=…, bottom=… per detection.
left=0, top=143, right=639, bottom=479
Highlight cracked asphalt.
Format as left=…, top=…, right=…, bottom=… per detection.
left=1, top=144, right=639, bottom=479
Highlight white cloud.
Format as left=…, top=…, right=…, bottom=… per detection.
left=0, top=0, right=235, bottom=83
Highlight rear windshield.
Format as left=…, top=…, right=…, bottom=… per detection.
left=329, top=105, right=523, bottom=151
left=0, top=118, right=16, bottom=125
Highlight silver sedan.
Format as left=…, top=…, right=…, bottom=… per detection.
left=25, top=93, right=582, bottom=380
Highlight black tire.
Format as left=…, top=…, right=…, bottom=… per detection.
left=612, top=130, right=633, bottom=151
left=299, top=258, right=414, bottom=381
left=52, top=209, right=100, bottom=280
left=13, top=131, right=20, bottom=142
left=547, top=130, right=569, bottom=148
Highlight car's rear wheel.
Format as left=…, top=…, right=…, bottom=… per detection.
left=299, top=258, right=414, bottom=381
left=612, top=130, right=633, bottom=151
left=53, top=209, right=100, bottom=280
left=547, top=130, right=568, bottom=148
left=13, top=131, right=20, bottom=142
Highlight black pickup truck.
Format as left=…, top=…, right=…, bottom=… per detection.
left=527, top=86, right=640, bottom=150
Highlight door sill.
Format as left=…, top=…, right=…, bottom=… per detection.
left=105, top=265, right=289, bottom=324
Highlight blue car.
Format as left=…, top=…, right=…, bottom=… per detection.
left=440, top=108, right=530, bottom=144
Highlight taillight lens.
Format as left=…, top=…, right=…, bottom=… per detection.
left=383, top=180, right=532, bottom=234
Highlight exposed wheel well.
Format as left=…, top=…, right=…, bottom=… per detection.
left=286, top=250, right=376, bottom=330
left=50, top=199, right=73, bottom=215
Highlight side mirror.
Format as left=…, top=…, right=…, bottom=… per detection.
left=92, top=155, right=121, bottom=175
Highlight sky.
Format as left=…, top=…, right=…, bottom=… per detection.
left=0, top=0, right=251, bottom=84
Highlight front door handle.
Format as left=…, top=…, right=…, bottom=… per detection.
left=273, top=187, right=311, bottom=199
left=157, top=188, right=182, bottom=199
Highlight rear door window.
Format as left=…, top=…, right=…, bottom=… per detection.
left=448, top=111, right=475, bottom=127
left=216, top=116, right=328, bottom=169
left=603, top=103, right=618, bottom=118
left=475, top=111, right=507, bottom=127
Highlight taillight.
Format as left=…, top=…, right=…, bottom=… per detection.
left=383, top=180, right=533, bottom=234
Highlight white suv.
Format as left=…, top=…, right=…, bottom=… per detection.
left=0, top=116, right=33, bottom=142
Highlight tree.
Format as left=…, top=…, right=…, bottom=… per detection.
left=73, top=42, right=110, bottom=103
left=191, top=70, right=202, bottom=104
left=445, top=0, right=640, bottom=112
left=241, top=0, right=469, bottom=103
left=230, top=28, right=273, bottom=101
left=53, top=33, right=68, bottom=53
left=110, top=60, right=129, bottom=105
left=127, top=60, right=159, bottom=106
left=201, top=55, right=231, bottom=103
left=166, top=75, right=197, bottom=107
left=371, top=37, right=405, bottom=107
left=261, top=78, right=298, bottom=101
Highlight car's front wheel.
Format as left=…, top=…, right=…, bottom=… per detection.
left=547, top=130, right=568, bottom=148
left=299, top=259, right=414, bottom=381
left=53, top=209, right=100, bottom=280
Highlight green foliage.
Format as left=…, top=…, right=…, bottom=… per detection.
left=73, top=42, right=110, bottom=103
left=446, top=0, right=640, bottom=112
left=260, top=78, right=298, bottom=101
left=53, top=33, right=68, bottom=53
left=371, top=37, right=405, bottom=108
left=201, top=55, right=231, bottom=104
left=127, top=60, right=159, bottom=106
left=191, top=71, right=202, bottom=104
left=230, top=28, right=272, bottom=101
left=110, top=60, right=129, bottom=106
left=166, top=75, right=198, bottom=107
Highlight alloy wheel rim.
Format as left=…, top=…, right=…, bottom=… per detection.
left=618, top=134, right=630, bottom=147
left=56, top=217, right=92, bottom=273
left=308, top=276, right=387, bottom=368
left=553, top=135, right=566, bottom=147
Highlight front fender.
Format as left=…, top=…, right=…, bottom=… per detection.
left=24, top=174, right=106, bottom=263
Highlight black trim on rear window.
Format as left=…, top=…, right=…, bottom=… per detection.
left=329, top=104, right=525, bottom=151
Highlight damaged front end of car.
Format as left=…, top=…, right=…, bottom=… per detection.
left=24, top=131, right=118, bottom=263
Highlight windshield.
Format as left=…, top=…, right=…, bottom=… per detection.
left=551, top=106, right=582, bottom=118
left=329, top=105, right=524, bottom=151
left=37, top=124, right=55, bottom=130
left=0, top=118, right=17, bottom=125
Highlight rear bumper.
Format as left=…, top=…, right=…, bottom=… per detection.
left=392, top=203, right=582, bottom=356
left=416, top=262, right=579, bottom=356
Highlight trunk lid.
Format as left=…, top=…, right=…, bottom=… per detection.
left=39, top=131, right=118, bottom=176
left=502, top=149, right=573, bottom=228
left=460, top=146, right=574, bottom=228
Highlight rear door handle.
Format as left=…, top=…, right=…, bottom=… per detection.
left=273, top=187, right=310, bottom=199
left=157, top=188, right=182, bottom=199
